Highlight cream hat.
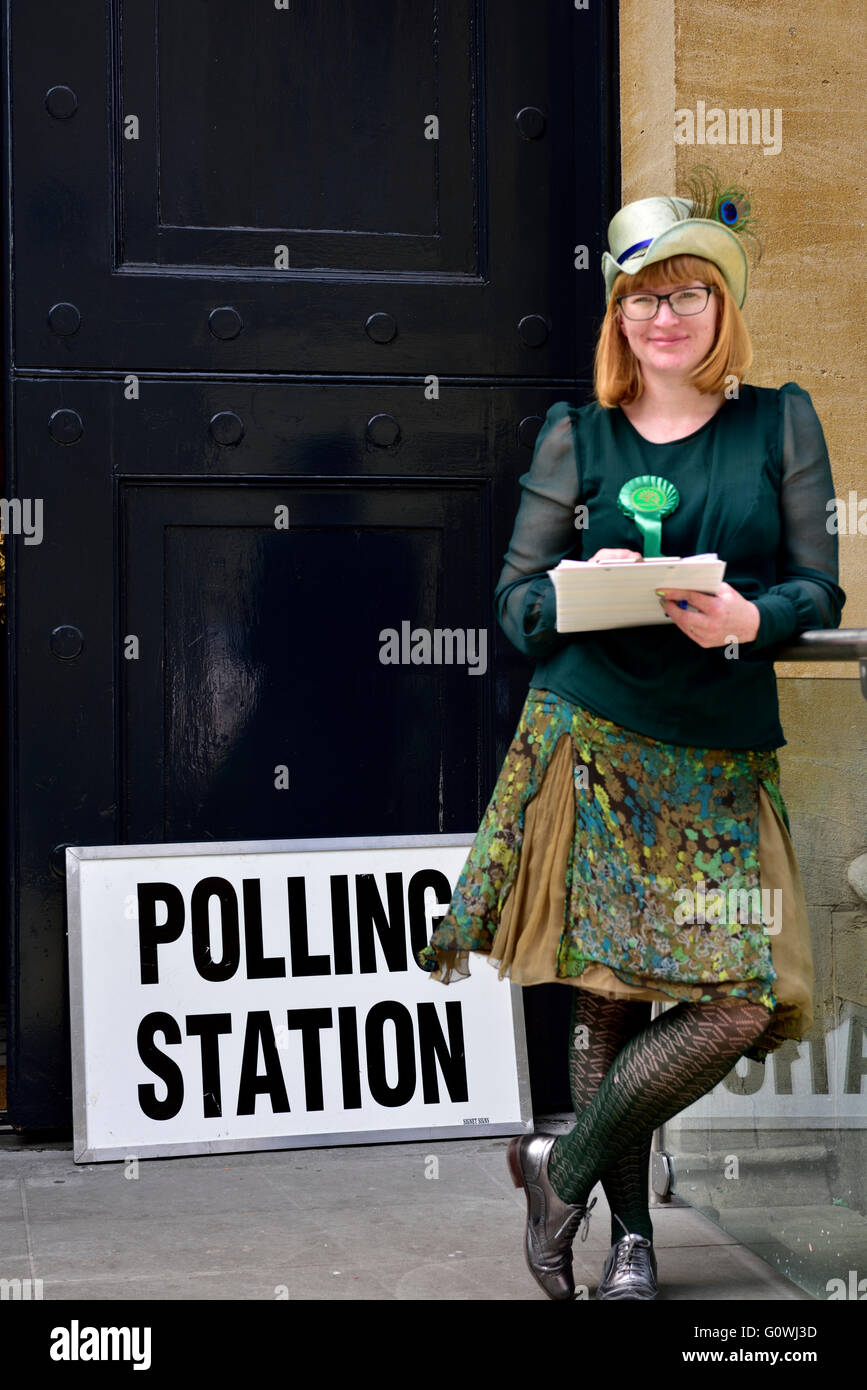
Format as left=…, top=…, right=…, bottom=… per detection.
left=601, top=195, right=749, bottom=307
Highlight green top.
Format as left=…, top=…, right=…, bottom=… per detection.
left=494, top=383, right=847, bottom=750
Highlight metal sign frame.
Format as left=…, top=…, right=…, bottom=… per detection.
left=66, top=833, right=532, bottom=1162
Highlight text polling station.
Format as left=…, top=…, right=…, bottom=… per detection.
left=65, top=836, right=529, bottom=1161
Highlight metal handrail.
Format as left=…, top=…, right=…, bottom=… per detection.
left=772, top=629, right=867, bottom=701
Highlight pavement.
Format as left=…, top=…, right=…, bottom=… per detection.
left=0, top=1122, right=817, bottom=1301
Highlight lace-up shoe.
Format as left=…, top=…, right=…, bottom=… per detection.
left=507, top=1132, right=597, bottom=1300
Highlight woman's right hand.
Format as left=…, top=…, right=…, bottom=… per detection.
left=585, top=549, right=643, bottom=563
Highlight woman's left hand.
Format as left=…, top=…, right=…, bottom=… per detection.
left=657, top=583, right=760, bottom=647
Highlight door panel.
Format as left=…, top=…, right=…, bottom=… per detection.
left=12, top=0, right=610, bottom=376
left=121, top=478, right=491, bottom=842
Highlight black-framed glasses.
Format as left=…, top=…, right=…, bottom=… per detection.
left=616, top=286, right=717, bottom=320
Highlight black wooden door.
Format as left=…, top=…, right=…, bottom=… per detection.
left=3, top=0, right=618, bottom=1125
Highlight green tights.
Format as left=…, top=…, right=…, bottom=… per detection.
left=549, top=990, right=771, bottom=1241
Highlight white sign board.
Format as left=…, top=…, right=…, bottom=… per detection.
left=66, top=835, right=531, bottom=1162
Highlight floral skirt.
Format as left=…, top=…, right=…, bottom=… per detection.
left=418, top=688, right=814, bottom=1062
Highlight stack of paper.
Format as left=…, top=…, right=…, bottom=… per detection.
left=549, top=553, right=726, bottom=633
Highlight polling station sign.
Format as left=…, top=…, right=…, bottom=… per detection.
left=66, top=835, right=531, bottom=1162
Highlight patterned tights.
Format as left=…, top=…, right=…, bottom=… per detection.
left=548, top=989, right=771, bottom=1237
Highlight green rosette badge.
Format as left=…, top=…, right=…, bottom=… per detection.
left=616, top=475, right=680, bottom=557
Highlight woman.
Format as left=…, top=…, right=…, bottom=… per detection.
left=418, top=177, right=846, bottom=1300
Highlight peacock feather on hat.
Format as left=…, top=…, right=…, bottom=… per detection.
left=666, top=163, right=763, bottom=264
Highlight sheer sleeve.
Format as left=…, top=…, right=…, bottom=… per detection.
left=493, top=401, right=581, bottom=659
left=742, top=383, right=847, bottom=657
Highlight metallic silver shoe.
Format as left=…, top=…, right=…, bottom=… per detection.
left=595, top=1216, right=659, bottom=1300
left=507, top=1132, right=597, bottom=1301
